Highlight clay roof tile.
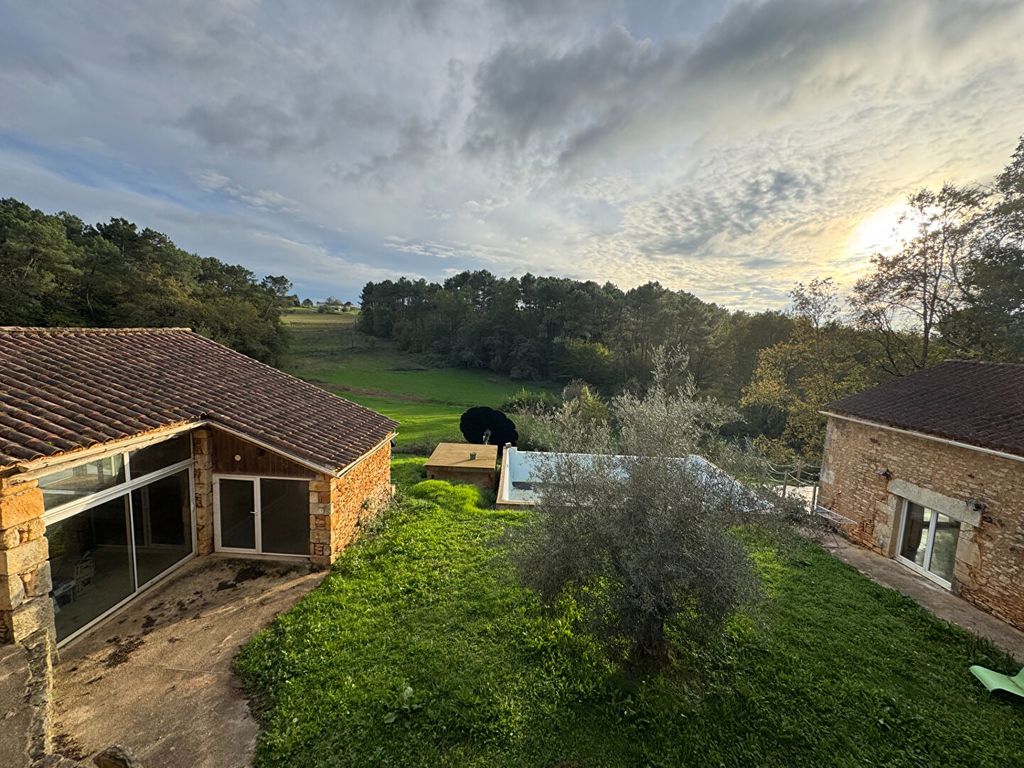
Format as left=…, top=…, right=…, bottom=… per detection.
left=824, top=360, right=1024, bottom=458
left=0, top=327, right=397, bottom=473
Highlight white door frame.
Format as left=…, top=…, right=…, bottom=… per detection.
left=213, top=473, right=310, bottom=559
left=895, top=498, right=952, bottom=589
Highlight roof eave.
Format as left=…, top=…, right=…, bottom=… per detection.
left=5, top=421, right=203, bottom=480
left=821, top=410, right=1024, bottom=464
left=4, top=420, right=397, bottom=481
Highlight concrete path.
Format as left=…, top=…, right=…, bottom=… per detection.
left=820, top=533, right=1024, bottom=662
left=51, top=556, right=323, bottom=767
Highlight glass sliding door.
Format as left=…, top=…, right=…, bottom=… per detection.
left=48, top=495, right=136, bottom=642
left=897, top=500, right=961, bottom=585
left=131, top=470, right=193, bottom=587
left=215, top=476, right=309, bottom=557
left=898, top=502, right=930, bottom=568
left=218, top=479, right=257, bottom=550
left=929, top=514, right=961, bottom=582
left=260, top=479, right=310, bottom=556
left=42, top=433, right=197, bottom=644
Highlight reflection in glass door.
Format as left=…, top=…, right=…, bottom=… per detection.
left=46, top=467, right=194, bottom=643
left=260, top=479, right=309, bottom=556
left=898, top=500, right=961, bottom=584
left=218, top=479, right=257, bottom=550
left=131, top=471, right=194, bottom=586
left=48, top=495, right=135, bottom=642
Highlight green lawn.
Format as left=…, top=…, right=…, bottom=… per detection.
left=237, top=463, right=1024, bottom=768
left=281, top=311, right=552, bottom=450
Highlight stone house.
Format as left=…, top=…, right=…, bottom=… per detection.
left=0, top=327, right=396, bottom=757
left=818, top=360, right=1024, bottom=628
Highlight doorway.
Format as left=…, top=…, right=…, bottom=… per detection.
left=214, top=475, right=310, bottom=557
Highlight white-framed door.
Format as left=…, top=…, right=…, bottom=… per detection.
left=213, top=474, right=310, bottom=558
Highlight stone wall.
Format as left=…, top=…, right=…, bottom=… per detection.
left=819, top=417, right=1024, bottom=628
left=0, top=475, right=54, bottom=765
left=191, top=429, right=215, bottom=555
left=0, top=477, right=52, bottom=646
left=310, top=440, right=393, bottom=568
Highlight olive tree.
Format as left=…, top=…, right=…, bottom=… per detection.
left=508, top=347, right=786, bottom=669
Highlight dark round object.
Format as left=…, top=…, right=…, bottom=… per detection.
left=459, top=406, right=518, bottom=450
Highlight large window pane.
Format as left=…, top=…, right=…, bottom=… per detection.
left=47, top=495, right=134, bottom=642
left=219, top=479, right=256, bottom=549
left=899, top=502, right=929, bottom=567
left=39, top=455, right=126, bottom=512
left=260, top=479, right=309, bottom=556
left=131, top=470, right=193, bottom=587
left=130, top=434, right=191, bottom=479
left=929, top=513, right=961, bottom=582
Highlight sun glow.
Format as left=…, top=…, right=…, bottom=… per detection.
left=848, top=201, right=922, bottom=258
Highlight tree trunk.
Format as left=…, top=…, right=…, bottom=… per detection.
left=632, top=618, right=672, bottom=670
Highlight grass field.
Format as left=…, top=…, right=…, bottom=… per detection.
left=237, top=465, right=1024, bottom=768
left=282, top=310, right=553, bottom=449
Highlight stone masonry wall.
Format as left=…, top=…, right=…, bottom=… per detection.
left=191, top=428, right=215, bottom=555
left=819, top=417, right=1024, bottom=628
left=310, top=440, right=393, bottom=568
left=0, top=477, right=52, bottom=645
left=0, top=475, right=55, bottom=764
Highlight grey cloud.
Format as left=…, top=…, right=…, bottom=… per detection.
left=466, top=0, right=1024, bottom=170
left=181, top=97, right=304, bottom=155
left=740, top=256, right=786, bottom=270
left=123, top=8, right=253, bottom=73
left=0, top=16, right=76, bottom=83
left=631, top=167, right=826, bottom=257
left=465, top=25, right=683, bottom=158
left=0, top=47, right=73, bottom=84
left=344, top=118, right=445, bottom=188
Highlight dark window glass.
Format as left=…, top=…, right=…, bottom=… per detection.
left=219, top=479, right=256, bottom=549
left=260, top=479, right=309, bottom=556
left=39, top=455, right=126, bottom=512
left=131, top=470, right=193, bottom=587
left=130, top=434, right=191, bottom=479
left=47, top=495, right=134, bottom=641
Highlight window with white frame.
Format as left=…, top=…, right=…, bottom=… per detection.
left=41, top=433, right=196, bottom=643
left=896, top=499, right=961, bottom=586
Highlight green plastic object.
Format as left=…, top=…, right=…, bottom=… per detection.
left=970, top=665, right=1024, bottom=697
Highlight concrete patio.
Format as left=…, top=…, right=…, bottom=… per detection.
left=821, top=533, right=1024, bottom=662
left=50, top=556, right=323, bottom=767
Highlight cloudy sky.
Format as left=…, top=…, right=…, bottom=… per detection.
left=2, top=0, right=1023, bottom=309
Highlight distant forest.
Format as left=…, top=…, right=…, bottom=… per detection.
left=360, top=272, right=790, bottom=398
left=0, top=198, right=293, bottom=364
left=360, top=136, right=1024, bottom=460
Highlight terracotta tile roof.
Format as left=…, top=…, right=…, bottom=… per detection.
left=824, top=360, right=1024, bottom=458
left=0, top=327, right=398, bottom=473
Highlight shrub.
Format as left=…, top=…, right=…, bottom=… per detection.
left=507, top=346, right=790, bottom=669
left=500, top=386, right=560, bottom=414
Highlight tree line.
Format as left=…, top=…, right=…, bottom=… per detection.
left=359, top=272, right=795, bottom=400
left=0, top=198, right=292, bottom=364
